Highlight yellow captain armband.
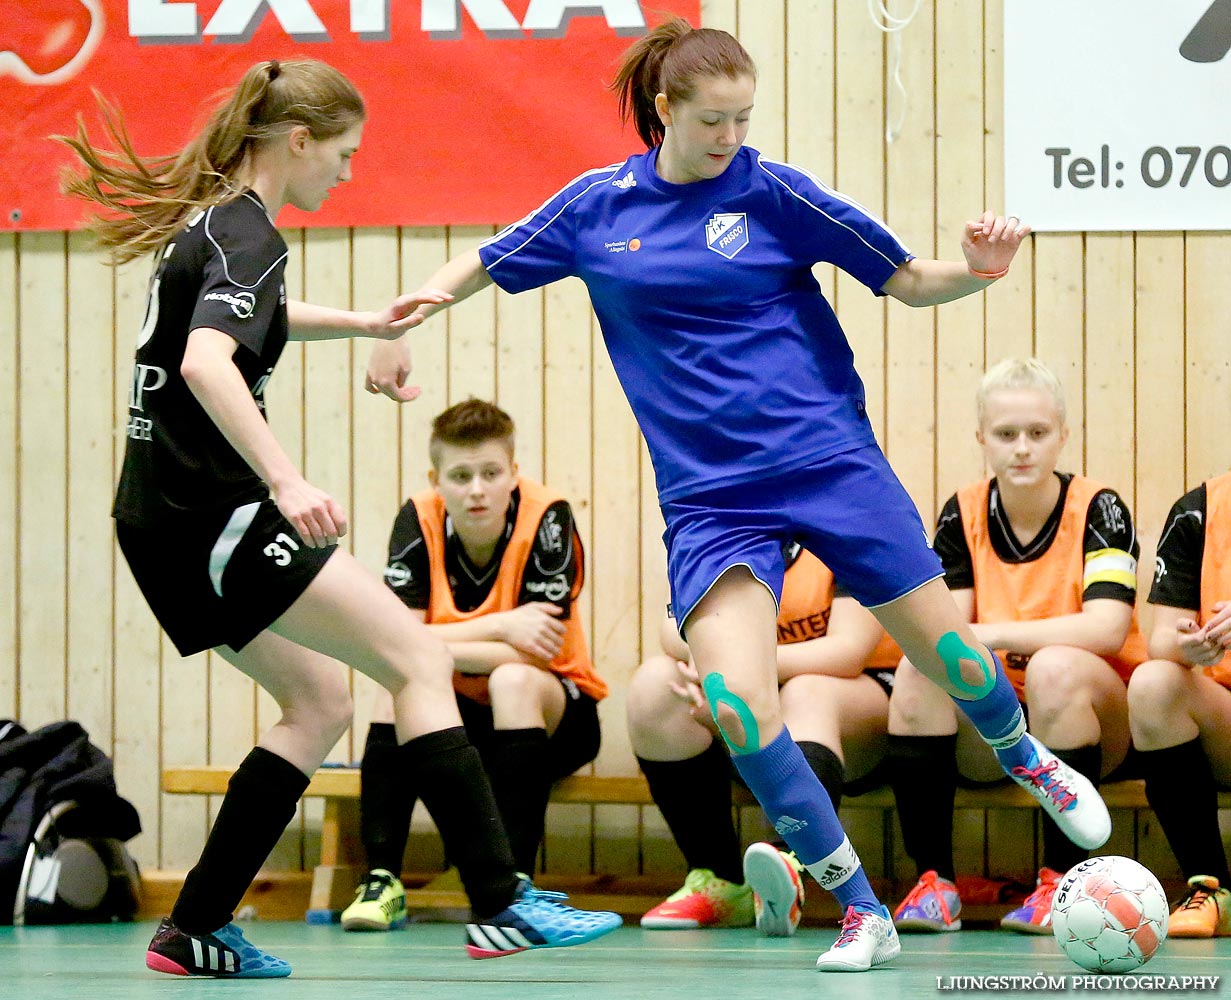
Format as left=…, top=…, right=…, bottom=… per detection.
left=1084, top=548, right=1138, bottom=590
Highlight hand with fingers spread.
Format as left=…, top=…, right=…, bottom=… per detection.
left=496, top=602, right=568, bottom=661
left=270, top=474, right=348, bottom=549
left=962, top=210, right=1032, bottom=279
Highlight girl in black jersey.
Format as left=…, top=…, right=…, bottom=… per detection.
left=59, top=58, right=618, bottom=978
left=1128, top=475, right=1231, bottom=937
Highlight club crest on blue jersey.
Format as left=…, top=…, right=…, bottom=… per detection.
left=705, top=213, right=749, bottom=260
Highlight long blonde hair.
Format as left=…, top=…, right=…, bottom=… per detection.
left=57, top=59, right=364, bottom=265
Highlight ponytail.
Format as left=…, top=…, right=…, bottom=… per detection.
left=611, top=19, right=756, bottom=149
left=57, top=59, right=363, bottom=265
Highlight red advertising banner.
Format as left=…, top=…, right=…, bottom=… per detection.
left=0, top=1, right=700, bottom=231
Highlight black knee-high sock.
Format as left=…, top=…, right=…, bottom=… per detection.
left=398, top=727, right=520, bottom=918
left=483, top=727, right=552, bottom=875
left=889, top=734, right=958, bottom=881
left=1142, top=739, right=1231, bottom=884
left=360, top=722, right=415, bottom=875
left=798, top=740, right=846, bottom=812
left=172, top=747, right=310, bottom=934
left=638, top=739, right=742, bottom=884
left=1041, top=744, right=1102, bottom=875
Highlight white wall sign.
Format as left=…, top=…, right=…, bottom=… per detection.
left=1005, top=0, right=1231, bottom=231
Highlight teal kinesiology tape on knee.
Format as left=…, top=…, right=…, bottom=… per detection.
left=936, top=631, right=995, bottom=697
left=701, top=673, right=762, bottom=755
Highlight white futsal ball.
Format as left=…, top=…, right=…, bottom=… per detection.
left=1052, top=856, right=1169, bottom=973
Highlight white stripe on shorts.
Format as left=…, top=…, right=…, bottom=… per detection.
left=208, top=502, right=261, bottom=598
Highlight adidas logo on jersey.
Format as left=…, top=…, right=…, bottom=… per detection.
left=612, top=171, right=637, bottom=189
left=774, top=815, right=809, bottom=837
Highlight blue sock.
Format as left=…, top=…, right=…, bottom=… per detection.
left=730, top=727, right=879, bottom=913
left=950, top=654, right=1034, bottom=771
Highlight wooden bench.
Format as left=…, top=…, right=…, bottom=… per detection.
left=161, top=765, right=1219, bottom=922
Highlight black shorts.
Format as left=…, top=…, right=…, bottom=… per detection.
left=115, top=499, right=336, bottom=656
left=457, top=677, right=601, bottom=781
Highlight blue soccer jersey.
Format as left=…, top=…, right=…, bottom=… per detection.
left=478, top=145, right=912, bottom=502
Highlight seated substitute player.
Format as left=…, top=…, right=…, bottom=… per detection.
left=629, top=540, right=899, bottom=936
left=1127, top=470, right=1231, bottom=938
left=341, top=399, right=607, bottom=931
left=887, top=358, right=1145, bottom=935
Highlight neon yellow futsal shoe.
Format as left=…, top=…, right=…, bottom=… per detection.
left=340, top=868, right=407, bottom=931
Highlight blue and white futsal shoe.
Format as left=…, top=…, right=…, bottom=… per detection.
left=465, top=879, right=622, bottom=959
left=816, top=904, right=901, bottom=972
left=1009, top=734, right=1111, bottom=850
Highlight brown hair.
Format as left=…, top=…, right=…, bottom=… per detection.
left=429, top=399, right=516, bottom=468
left=56, top=59, right=364, bottom=265
left=610, top=18, right=756, bottom=148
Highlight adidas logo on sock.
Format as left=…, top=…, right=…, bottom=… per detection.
left=774, top=815, right=808, bottom=836
left=815, top=862, right=856, bottom=889
left=612, top=171, right=636, bottom=189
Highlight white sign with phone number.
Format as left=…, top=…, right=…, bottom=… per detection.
left=1004, top=0, right=1231, bottom=232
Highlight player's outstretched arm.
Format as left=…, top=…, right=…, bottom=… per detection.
left=366, top=249, right=494, bottom=402
left=881, top=211, right=1031, bottom=307
left=287, top=290, right=453, bottom=342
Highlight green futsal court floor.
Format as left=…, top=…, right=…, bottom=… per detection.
left=5, top=922, right=1229, bottom=999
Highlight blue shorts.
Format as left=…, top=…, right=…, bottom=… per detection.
left=661, top=444, right=943, bottom=634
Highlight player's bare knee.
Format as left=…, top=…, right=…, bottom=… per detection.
left=888, top=660, right=947, bottom=730
left=627, top=655, right=683, bottom=728
left=1024, top=648, right=1083, bottom=711
left=487, top=660, right=537, bottom=701
left=1126, top=659, right=1189, bottom=724
left=779, top=674, right=833, bottom=718
left=291, top=674, right=353, bottom=743
left=711, top=700, right=752, bottom=749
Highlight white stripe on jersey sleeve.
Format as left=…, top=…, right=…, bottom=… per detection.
left=204, top=195, right=289, bottom=290
left=479, top=163, right=625, bottom=273
left=755, top=154, right=911, bottom=268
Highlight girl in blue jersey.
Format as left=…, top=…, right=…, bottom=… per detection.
left=368, top=19, right=1112, bottom=971
left=60, top=58, right=618, bottom=978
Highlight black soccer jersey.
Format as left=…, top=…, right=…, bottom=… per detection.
left=113, top=191, right=289, bottom=524
left=934, top=472, right=1138, bottom=605
left=384, top=488, right=578, bottom=614
left=1149, top=483, right=1207, bottom=610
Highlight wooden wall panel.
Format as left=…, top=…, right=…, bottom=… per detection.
left=0, top=234, right=18, bottom=720
left=934, top=0, right=988, bottom=501
left=1084, top=234, right=1137, bottom=502
left=882, top=1, right=935, bottom=513
left=18, top=233, right=68, bottom=726
left=4, top=0, right=1225, bottom=889
left=1186, top=234, right=1231, bottom=484
left=65, top=237, right=114, bottom=745
left=1134, top=234, right=1187, bottom=536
